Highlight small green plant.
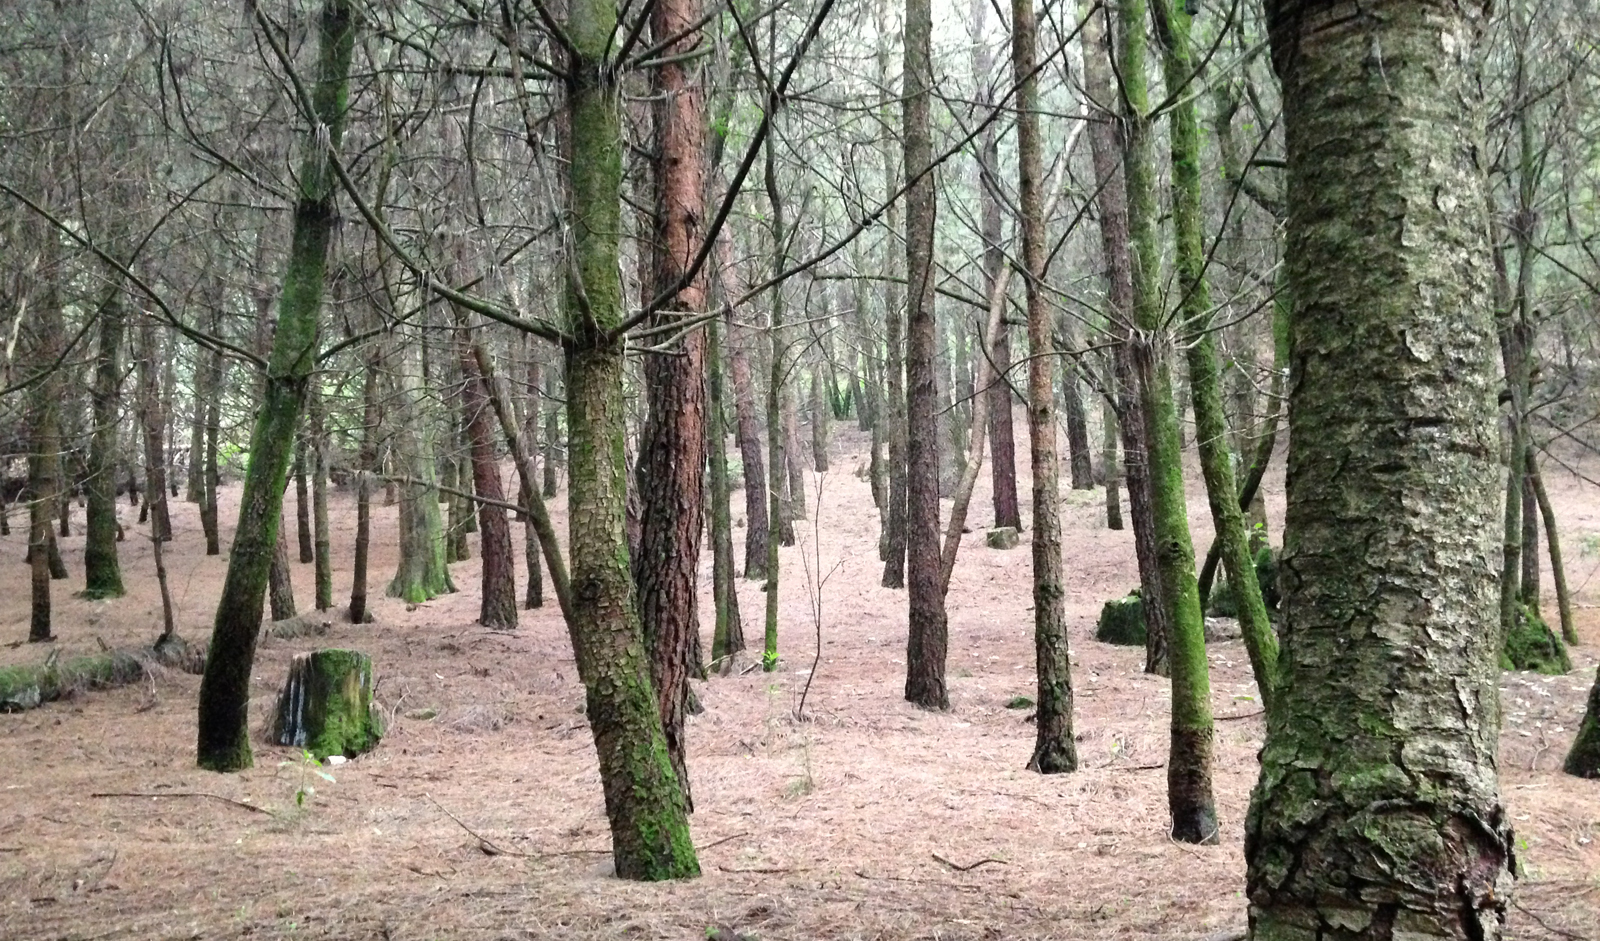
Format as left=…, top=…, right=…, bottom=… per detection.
left=1005, top=695, right=1034, bottom=710
left=279, top=749, right=336, bottom=808
left=1580, top=533, right=1600, bottom=558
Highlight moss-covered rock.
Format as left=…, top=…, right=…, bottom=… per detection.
left=1564, top=666, right=1600, bottom=778
left=1501, top=606, right=1571, bottom=676
left=271, top=649, right=383, bottom=760
left=1096, top=591, right=1146, bottom=646
left=986, top=527, right=1019, bottom=550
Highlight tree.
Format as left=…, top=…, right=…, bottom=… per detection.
left=1014, top=0, right=1074, bottom=771
left=902, top=0, right=948, bottom=711
left=195, top=0, right=355, bottom=772
left=1244, top=0, right=1517, bottom=935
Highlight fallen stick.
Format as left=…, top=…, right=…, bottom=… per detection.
left=931, top=852, right=1009, bottom=872
left=91, top=791, right=274, bottom=816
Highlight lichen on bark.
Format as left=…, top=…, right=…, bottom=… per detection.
left=1246, top=1, right=1516, bottom=937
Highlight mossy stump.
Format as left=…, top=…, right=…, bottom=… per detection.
left=271, top=649, right=383, bottom=760
left=986, top=527, right=1019, bottom=550
left=1501, top=606, right=1571, bottom=676
left=1095, top=591, right=1146, bottom=646
left=1564, top=666, right=1600, bottom=778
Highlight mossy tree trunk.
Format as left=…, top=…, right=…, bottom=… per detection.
left=1153, top=0, right=1278, bottom=716
left=1082, top=0, right=1168, bottom=677
left=1245, top=1, right=1516, bottom=936
left=877, top=0, right=907, bottom=588
left=1122, top=0, right=1216, bottom=843
left=762, top=107, right=788, bottom=674
left=559, top=0, right=698, bottom=879
left=25, top=219, right=64, bottom=643
left=294, top=438, right=314, bottom=563
left=1566, top=666, right=1600, bottom=778
left=388, top=338, right=455, bottom=603
left=195, top=0, right=355, bottom=773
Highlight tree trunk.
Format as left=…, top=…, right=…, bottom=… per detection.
left=199, top=304, right=225, bottom=557
left=295, top=438, right=315, bottom=563
left=195, top=0, right=355, bottom=773
left=1102, top=392, right=1122, bottom=530
left=136, top=316, right=172, bottom=543
left=460, top=341, right=518, bottom=630
left=1529, top=454, right=1577, bottom=644
left=636, top=0, right=710, bottom=801
left=387, top=339, right=455, bottom=603
left=1566, top=666, right=1600, bottom=778
left=878, top=0, right=907, bottom=588
left=349, top=340, right=380, bottom=624
left=311, top=396, right=332, bottom=612
left=903, top=0, right=947, bottom=711
left=25, top=229, right=64, bottom=643
left=1245, top=1, right=1516, bottom=934
left=84, top=279, right=127, bottom=599
left=810, top=366, right=830, bottom=472
left=270, top=523, right=298, bottom=621
left=1062, top=359, right=1094, bottom=490
left=559, top=0, right=697, bottom=877
left=708, top=311, right=745, bottom=668
left=1010, top=0, right=1073, bottom=766
left=1153, top=0, right=1278, bottom=716
left=762, top=100, right=789, bottom=672
left=1082, top=0, right=1168, bottom=677
left=1519, top=446, right=1539, bottom=610
left=523, top=342, right=545, bottom=610
left=729, top=302, right=769, bottom=580
left=1123, top=0, right=1215, bottom=843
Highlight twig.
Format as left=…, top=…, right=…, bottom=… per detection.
left=854, top=869, right=982, bottom=892
left=1514, top=899, right=1591, bottom=941
left=717, top=865, right=806, bottom=874
left=90, top=792, right=274, bottom=816
left=427, top=793, right=533, bottom=858
left=1113, top=762, right=1167, bottom=772
left=1216, top=710, right=1265, bottom=721
left=931, top=852, right=1009, bottom=872
left=697, top=831, right=751, bottom=852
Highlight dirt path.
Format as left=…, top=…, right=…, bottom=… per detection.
left=1, top=425, right=1596, bottom=940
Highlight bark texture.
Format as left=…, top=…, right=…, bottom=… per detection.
left=903, top=0, right=948, bottom=710
left=1245, top=2, right=1516, bottom=937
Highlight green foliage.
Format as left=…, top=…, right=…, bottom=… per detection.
left=1005, top=695, right=1035, bottom=710
left=279, top=749, right=337, bottom=808
left=1095, top=591, right=1147, bottom=646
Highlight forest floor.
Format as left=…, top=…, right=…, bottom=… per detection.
left=1, top=424, right=1597, bottom=941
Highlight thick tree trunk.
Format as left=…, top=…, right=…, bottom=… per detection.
left=1122, top=0, right=1215, bottom=843
left=1012, top=0, right=1073, bottom=767
left=25, top=232, right=64, bottom=643
left=1245, top=1, right=1516, bottom=936
left=559, top=0, right=697, bottom=877
left=1567, top=666, right=1600, bottom=778
left=903, top=0, right=947, bottom=711
left=195, top=0, right=354, bottom=773
left=810, top=367, right=830, bottom=472
left=137, top=317, right=172, bottom=543
left=84, top=280, right=127, bottom=599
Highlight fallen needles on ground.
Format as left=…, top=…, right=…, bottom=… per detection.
left=90, top=791, right=274, bottom=815
left=1513, top=899, right=1591, bottom=941
left=931, top=852, right=1008, bottom=872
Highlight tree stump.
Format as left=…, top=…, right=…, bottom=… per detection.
left=1095, top=592, right=1146, bottom=646
left=271, top=649, right=383, bottom=760
left=1501, top=607, right=1571, bottom=676
left=1564, top=666, right=1600, bottom=778
left=985, top=527, right=1019, bottom=550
